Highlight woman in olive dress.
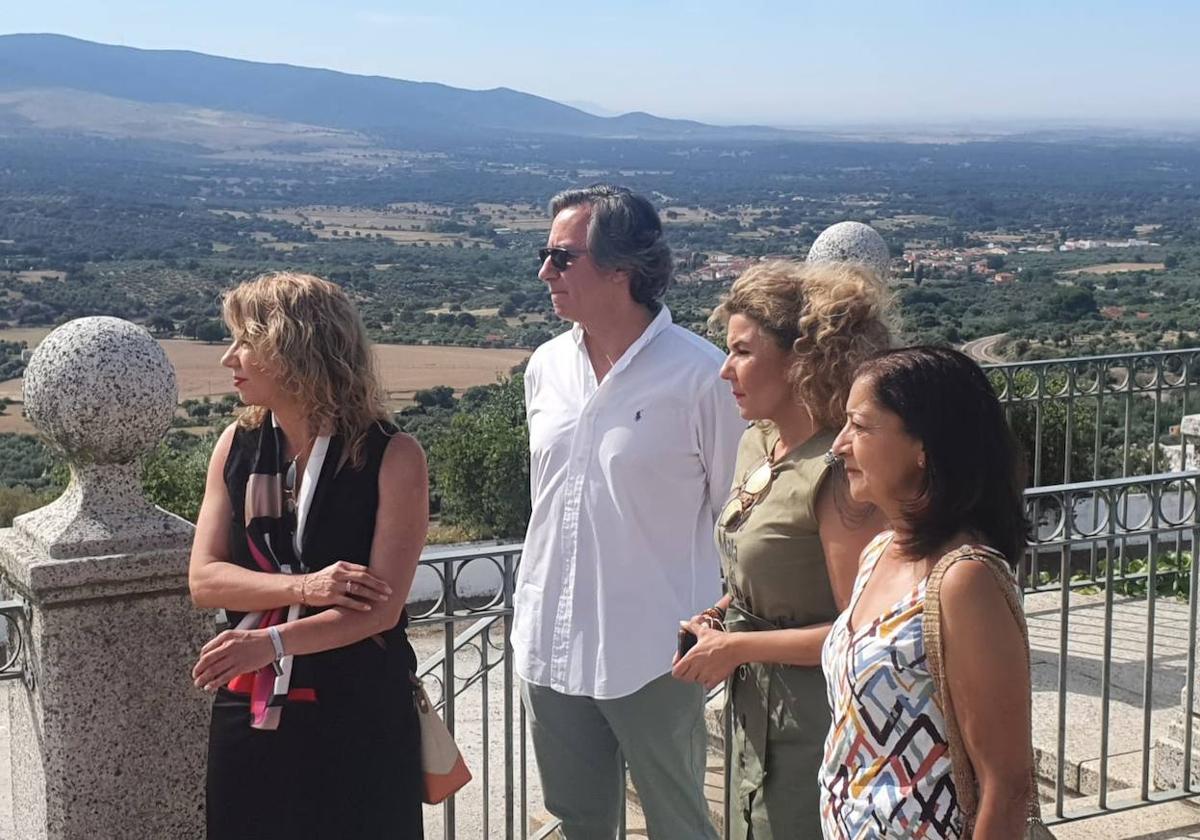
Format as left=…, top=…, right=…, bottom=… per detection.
left=673, top=259, right=890, bottom=837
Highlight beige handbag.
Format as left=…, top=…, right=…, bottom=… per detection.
left=924, top=546, right=1055, bottom=839
left=412, top=677, right=473, bottom=805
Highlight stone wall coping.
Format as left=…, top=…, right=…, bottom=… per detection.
left=1181, top=413, right=1200, bottom=439
left=0, top=530, right=193, bottom=606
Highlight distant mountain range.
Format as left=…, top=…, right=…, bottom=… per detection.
left=0, top=33, right=799, bottom=147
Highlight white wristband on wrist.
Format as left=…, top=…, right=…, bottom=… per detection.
left=267, top=625, right=286, bottom=660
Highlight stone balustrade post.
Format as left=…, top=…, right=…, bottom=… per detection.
left=1154, top=413, right=1200, bottom=789
left=806, top=220, right=893, bottom=280
left=1180, top=415, right=1200, bottom=472
left=0, top=317, right=209, bottom=839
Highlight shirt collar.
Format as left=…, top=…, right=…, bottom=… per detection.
left=570, top=305, right=672, bottom=371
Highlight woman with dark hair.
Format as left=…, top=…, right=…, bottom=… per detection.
left=820, top=346, right=1034, bottom=839
left=188, top=272, right=427, bottom=839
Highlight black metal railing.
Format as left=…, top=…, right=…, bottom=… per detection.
left=415, top=484, right=1200, bottom=836
left=0, top=599, right=28, bottom=687
left=409, top=543, right=523, bottom=840
left=987, top=348, right=1200, bottom=487
left=411, top=349, right=1200, bottom=837
left=1023, top=472, right=1199, bottom=823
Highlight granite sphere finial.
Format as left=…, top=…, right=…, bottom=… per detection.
left=807, top=221, right=892, bottom=280
left=23, top=317, right=178, bottom=465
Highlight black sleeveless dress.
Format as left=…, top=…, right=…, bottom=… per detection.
left=205, top=421, right=424, bottom=839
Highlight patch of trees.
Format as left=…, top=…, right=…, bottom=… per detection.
left=427, top=376, right=529, bottom=538
left=0, top=341, right=27, bottom=379
left=0, top=433, right=58, bottom=490
left=2, top=129, right=1198, bottom=361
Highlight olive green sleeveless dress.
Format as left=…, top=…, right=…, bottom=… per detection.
left=716, top=423, right=839, bottom=839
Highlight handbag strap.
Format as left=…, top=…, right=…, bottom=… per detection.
left=924, top=545, right=1042, bottom=834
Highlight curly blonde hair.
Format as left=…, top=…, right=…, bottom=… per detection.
left=709, top=260, right=892, bottom=430
left=222, top=272, right=388, bottom=467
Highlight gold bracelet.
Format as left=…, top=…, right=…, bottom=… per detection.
left=299, top=575, right=308, bottom=607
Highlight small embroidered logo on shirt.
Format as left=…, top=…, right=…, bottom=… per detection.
left=635, top=410, right=643, bottom=422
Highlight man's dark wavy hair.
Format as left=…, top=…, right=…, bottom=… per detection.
left=549, top=184, right=672, bottom=311
left=855, top=345, right=1028, bottom=567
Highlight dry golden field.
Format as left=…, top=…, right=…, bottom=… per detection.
left=0, top=415, right=33, bottom=433
left=426, top=307, right=502, bottom=317
left=967, top=230, right=1024, bottom=242
left=256, top=205, right=494, bottom=247
left=1066, top=262, right=1166, bottom=275
left=305, top=230, right=474, bottom=245
left=474, top=202, right=547, bottom=231
left=384, top=202, right=451, bottom=214
left=2, top=270, right=67, bottom=284
left=0, top=327, right=54, bottom=346
left=207, top=202, right=548, bottom=245
left=0, top=330, right=530, bottom=434
left=661, top=206, right=720, bottom=223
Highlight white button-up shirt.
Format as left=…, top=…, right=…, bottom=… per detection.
left=513, top=306, right=743, bottom=699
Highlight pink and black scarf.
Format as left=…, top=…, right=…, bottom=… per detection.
left=228, top=414, right=330, bottom=730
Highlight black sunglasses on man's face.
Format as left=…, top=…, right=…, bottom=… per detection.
left=538, top=247, right=586, bottom=271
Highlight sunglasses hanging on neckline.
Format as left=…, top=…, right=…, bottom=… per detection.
left=283, top=457, right=299, bottom=514
left=720, top=456, right=780, bottom=531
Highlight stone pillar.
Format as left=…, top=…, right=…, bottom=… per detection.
left=1181, top=415, right=1200, bottom=472
left=1154, top=413, right=1200, bottom=789
left=0, top=317, right=209, bottom=839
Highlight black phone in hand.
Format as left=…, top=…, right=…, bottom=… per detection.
left=677, top=625, right=698, bottom=659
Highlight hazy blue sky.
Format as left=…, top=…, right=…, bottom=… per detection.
left=3, top=0, right=1198, bottom=126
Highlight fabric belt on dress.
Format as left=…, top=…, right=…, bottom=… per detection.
left=724, top=601, right=829, bottom=807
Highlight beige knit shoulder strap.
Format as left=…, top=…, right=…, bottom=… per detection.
left=923, top=545, right=1043, bottom=836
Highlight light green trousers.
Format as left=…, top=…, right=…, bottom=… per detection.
left=522, top=673, right=719, bottom=840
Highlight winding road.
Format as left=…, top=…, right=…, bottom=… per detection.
left=961, top=332, right=1008, bottom=365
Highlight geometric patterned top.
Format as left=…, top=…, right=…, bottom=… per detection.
left=819, top=532, right=964, bottom=838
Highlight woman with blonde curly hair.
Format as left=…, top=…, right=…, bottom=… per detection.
left=188, top=272, right=427, bottom=839
left=673, top=259, right=891, bottom=837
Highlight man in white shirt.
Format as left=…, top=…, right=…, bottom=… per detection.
left=514, top=185, right=742, bottom=839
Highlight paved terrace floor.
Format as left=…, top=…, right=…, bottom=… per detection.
left=1026, top=588, right=1193, bottom=804
left=5, top=588, right=1200, bottom=837
left=1019, top=588, right=1200, bottom=836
